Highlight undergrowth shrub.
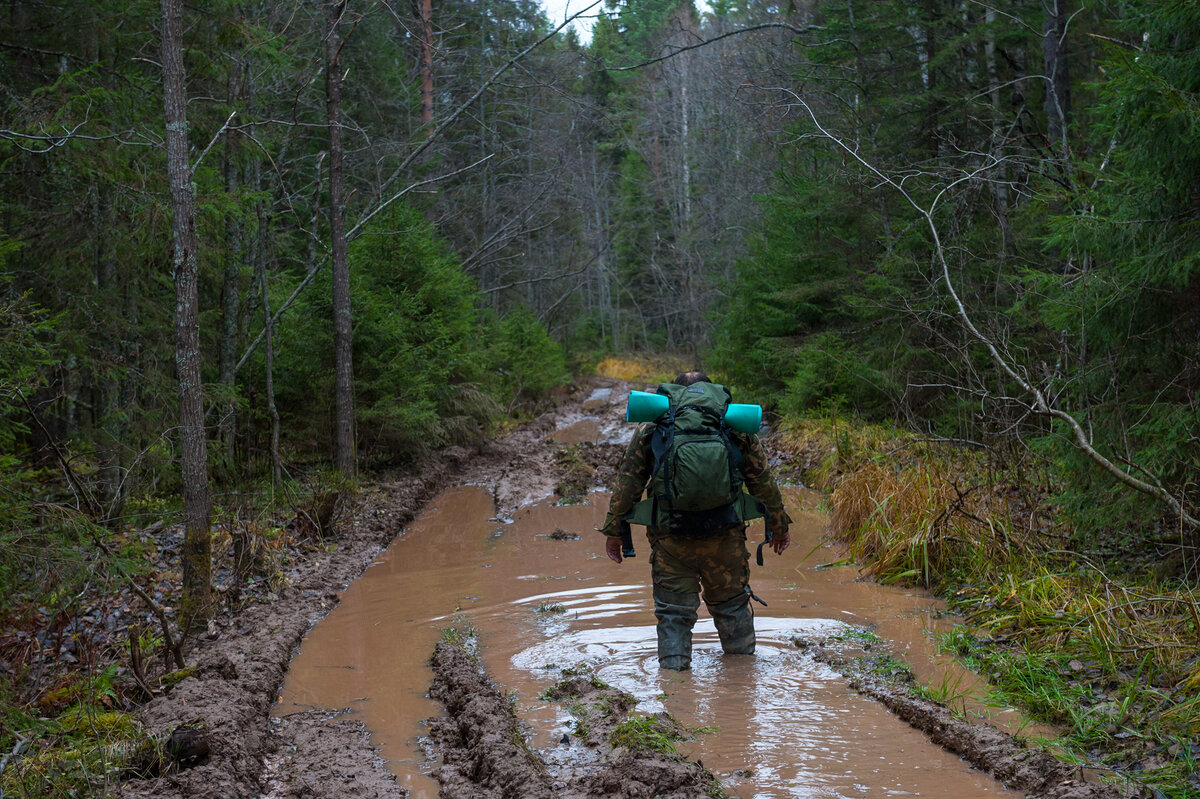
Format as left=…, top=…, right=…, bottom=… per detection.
left=829, top=460, right=1013, bottom=589
left=274, top=203, right=568, bottom=462
left=486, top=305, right=569, bottom=409
left=779, top=414, right=1200, bottom=795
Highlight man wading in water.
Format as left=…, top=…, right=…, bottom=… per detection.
left=600, top=371, right=792, bottom=670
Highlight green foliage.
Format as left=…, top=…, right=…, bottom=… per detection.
left=777, top=333, right=900, bottom=419
left=1, top=666, right=144, bottom=798
left=712, top=0, right=1198, bottom=536
left=487, top=305, right=570, bottom=404
left=609, top=714, right=683, bottom=754
left=278, top=205, right=479, bottom=461
left=1030, top=0, right=1200, bottom=535
left=0, top=261, right=90, bottom=613
left=273, top=203, right=569, bottom=463
left=711, top=155, right=916, bottom=421
left=941, top=624, right=1199, bottom=797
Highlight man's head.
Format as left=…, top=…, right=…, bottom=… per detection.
left=674, top=370, right=710, bottom=386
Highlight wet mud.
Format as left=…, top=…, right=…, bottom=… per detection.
left=120, top=444, right=481, bottom=799
left=121, top=378, right=1134, bottom=798
left=803, top=638, right=1122, bottom=799
left=429, top=641, right=723, bottom=799
left=428, top=641, right=554, bottom=798
left=119, top=383, right=620, bottom=799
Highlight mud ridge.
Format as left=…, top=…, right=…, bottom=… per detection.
left=120, top=446, right=476, bottom=799
left=119, top=379, right=626, bottom=798
left=428, top=642, right=725, bottom=799
left=428, top=641, right=556, bottom=798
left=799, top=637, right=1132, bottom=799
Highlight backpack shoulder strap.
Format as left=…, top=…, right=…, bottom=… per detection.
left=716, top=422, right=745, bottom=477
left=649, top=405, right=675, bottom=477
left=648, top=405, right=676, bottom=505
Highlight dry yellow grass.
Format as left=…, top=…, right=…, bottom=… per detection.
left=593, top=355, right=693, bottom=384
left=829, top=459, right=1010, bottom=588
left=776, top=413, right=1200, bottom=776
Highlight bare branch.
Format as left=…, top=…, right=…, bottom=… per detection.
left=191, top=110, right=238, bottom=172
left=375, top=0, right=607, bottom=195
left=603, top=22, right=842, bottom=73
left=780, top=88, right=1198, bottom=531
left=482, top=258, right=595, bottom=294
left=346, top=153, right=494, bottom=240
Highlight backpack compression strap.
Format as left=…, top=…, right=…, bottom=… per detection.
left=756, top=506, right=774, bottom=567
left=648, top=405, right=676, bottom=501
left=714, top=409, right=775, bottom=565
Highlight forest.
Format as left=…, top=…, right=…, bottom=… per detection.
left=1, top=0, right=1198, bottom=796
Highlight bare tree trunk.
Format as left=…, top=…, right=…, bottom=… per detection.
left=219, top=107, right=241, bottom=460
left=923, top=0, right=939, bottom=155
left=93, top=188, right=125, bottom=525
left=162, top=0, right=213, bottom=630
left=419, top=0, right=434, bottom=131
left=256, top=181, right=282, bottom=487
left=680, top=58, right=690, bottom=224
left=247, top=67, right=281, bottom=487
left=984, top=6, right=1010, bottom=257
left=326, top=0, right=355, bottom=475
left=1043, top=0, right=1071, bottom=153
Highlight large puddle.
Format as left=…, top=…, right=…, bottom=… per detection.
left=275, top=472, right=1038, bottom=798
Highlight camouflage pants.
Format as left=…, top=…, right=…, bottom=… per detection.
left=649, top=525, right=750, bottom=606
left=649, top=525, right=755, bottom=667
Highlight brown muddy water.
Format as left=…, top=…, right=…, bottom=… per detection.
left=275, top=430, right=1030, bottom=798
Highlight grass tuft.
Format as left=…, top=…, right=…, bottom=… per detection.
left=438, top=614, right=478, bottom=654
left=609, top=714, right=683, bottom=754
left=777, top=415, right=1200, bottom=796
left=593, top=356, right=690, bottom=384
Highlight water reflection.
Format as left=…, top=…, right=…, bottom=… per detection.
left=275, top=486, right=1019, bottom=798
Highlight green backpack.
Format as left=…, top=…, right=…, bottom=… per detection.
left=626, top=382, right=766, bottom=536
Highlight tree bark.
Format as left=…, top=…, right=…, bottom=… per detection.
left=1043, top=0, right=1071, bottom=152
left=219, top=115, right=241, bottom=459
left=161, top=0, right=213, bottom=630
left=923, top=0, right=939, bottom=155
left=93, top=187, right=125, bottom=526
left=326, top=0, right=355, bottom=475
left=250, top=128, right=282, bottom=486
left=257, top=189, right=282, bottom=487
left=420, top=0, right=434, bottom=131
left=984, top=6, right=1011, bottom=257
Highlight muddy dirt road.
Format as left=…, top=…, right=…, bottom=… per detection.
left=263, top=382, right=1118, bottom=799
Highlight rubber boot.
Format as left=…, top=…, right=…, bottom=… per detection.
left=654, top=588, right=700, bottom=670
left=708, top=590, right=755, bottom=655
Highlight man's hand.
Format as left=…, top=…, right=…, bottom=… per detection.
left=606, top=535, right=624, bottom=564
left=770, top=527, right=790, bottom=555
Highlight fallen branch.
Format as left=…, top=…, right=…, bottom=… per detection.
left=18, top=390, right=103, bottom=519
left=38, top=501, right=188, bottom=670
left=0, top=733, right=29, bottom=777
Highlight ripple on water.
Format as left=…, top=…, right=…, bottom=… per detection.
left=276, top=486, right=1017, bottom=799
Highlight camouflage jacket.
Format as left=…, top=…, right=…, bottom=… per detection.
left=599, top=422, right=792, bottom=537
